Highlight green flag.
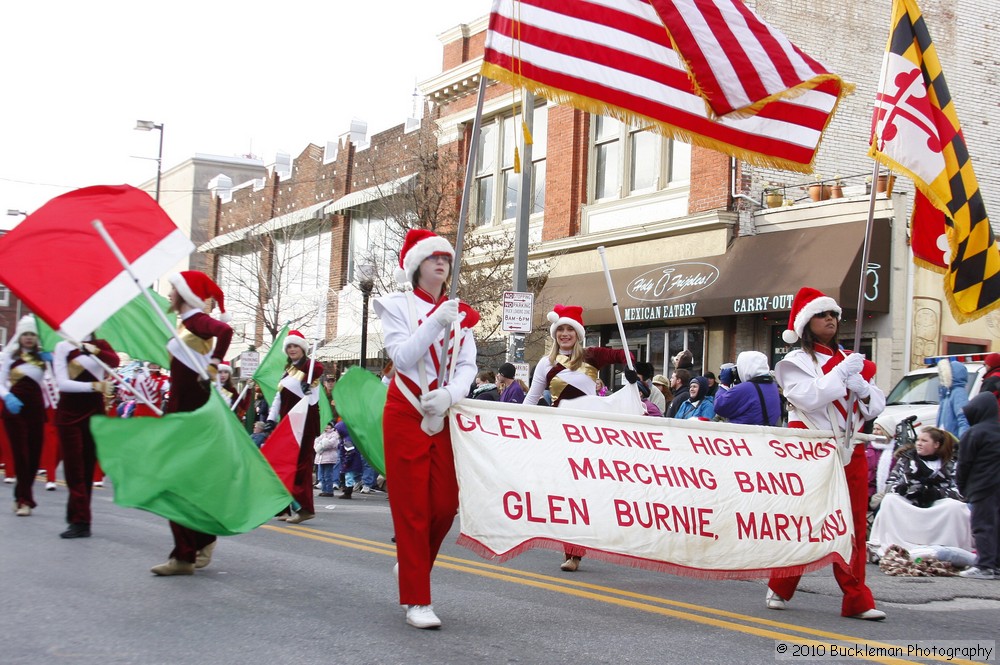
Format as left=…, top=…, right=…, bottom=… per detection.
left=35, top=291, right=175, bottom=366
left=252, top=325, right=289, bottom=405
left=318, top=383, right=334, bottom=430
left=91, top=390, right=291, bottom=535
left=332, top=366, right=387, bottom=475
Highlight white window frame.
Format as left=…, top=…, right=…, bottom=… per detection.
left=472, top=104, right=547, bottom=227
left=589, top=115, right=691, bottom=203
left=0, top=284, right=9, bottom=307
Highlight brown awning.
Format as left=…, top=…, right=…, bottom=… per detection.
left=539, top=220, right=891, bottom=326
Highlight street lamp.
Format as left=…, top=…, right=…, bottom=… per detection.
left=134, top=120, right=164, bottom=203
left=358, top=264, right=376, bottom=371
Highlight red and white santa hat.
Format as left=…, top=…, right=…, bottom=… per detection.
left=168, top=271, right=231, bottom=322
left=284, top=330, right=310, bottom=353
left=217, top=363, right=232, bottom=374
left=547, top=304, right=585, bottom=341
left=394, top=228, right=454, bottom=285
left=782, top=286, right=841, bottom=344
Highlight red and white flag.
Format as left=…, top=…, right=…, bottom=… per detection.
left=482, top=0, right=851, bottom=172
left=260, top=396, right=310, bottom=493
left=0, top=185, right=194, bottom=340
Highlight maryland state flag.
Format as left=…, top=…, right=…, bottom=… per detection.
left=869, top=0, right=1000, bottom=321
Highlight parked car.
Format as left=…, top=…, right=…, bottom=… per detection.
left=881, top=354, right=988, bottom=430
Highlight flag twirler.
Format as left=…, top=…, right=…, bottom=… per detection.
left=869, top=0, right=1000, bottom=321
left=90, top=390, right=291, bottom=535
left=0, top=185, right=194, bottom=340
left=482, top=0, right=851, bottom=172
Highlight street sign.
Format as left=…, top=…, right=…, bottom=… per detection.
left=512, top=361, right=530, bottom=384
left=502, top=291, right=534, bottom=333
left=239, top=351, right=260, bottom=377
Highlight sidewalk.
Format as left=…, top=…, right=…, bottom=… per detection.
left=792, top=562, right=1000, bottom=606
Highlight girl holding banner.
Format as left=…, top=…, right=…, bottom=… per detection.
left=766, top=287, right=887, bottom=621
left=374, top=228, right=479, bottom=630
left=524, top=304, right=634, bottom=572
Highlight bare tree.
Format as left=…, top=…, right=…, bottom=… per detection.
left=349, top=126, right=552, bottom=366
left=213, top=219, right=330, bottom=346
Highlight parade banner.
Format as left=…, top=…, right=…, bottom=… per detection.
left=451, top=400, right=852, bottom=579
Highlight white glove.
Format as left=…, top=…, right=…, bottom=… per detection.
left=845, top=373, right=871, bottom=398
left=81, top=343, right=100, bottom=355
left=432, top=299, right=462, bottom=327
left=420, top=388, right=453, bottom=417
left=835, top=353, right=865, bottom=381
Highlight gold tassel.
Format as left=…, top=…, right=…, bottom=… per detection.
left=522, top=119, right=533, bottom=146
left=513, top=145, right=521, bottom=174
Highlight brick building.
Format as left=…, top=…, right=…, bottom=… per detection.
left=200, top=1, right=1000, bottom=384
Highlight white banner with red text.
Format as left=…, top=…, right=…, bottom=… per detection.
left=450, top=399, right=853, bottom=579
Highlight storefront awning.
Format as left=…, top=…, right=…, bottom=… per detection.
left=539, top=221, right=891, bottom=326
left=198, top=199, right=332, bottom=252
left=324, top=174, right=417, bottom=215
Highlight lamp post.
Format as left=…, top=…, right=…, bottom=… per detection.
left=134, top=120, right=164, bottom=203
left=358, top=264, right=375, bottom=371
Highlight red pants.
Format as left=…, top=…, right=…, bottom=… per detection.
left=383, top=386, right=459, bottom=606
left=41, top=415, right=61, bottom=480
left=291, top=436, right=317, bottom=515
left=57, top=421, right=97, bottom=525
left=169, top=521, right=216, bottom=563
left=768, top=444, right=875, bottom=617
left=2, top=408, right=45, bottom=508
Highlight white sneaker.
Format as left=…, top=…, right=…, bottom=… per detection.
left=406, top=604, right=441, bottom=629
left=93, top=481, right=104, bottom=488
left=45, top=482, right=57, bottom=491
left=765, top=589, right=787, bottom=610
left=849, top=608, right=887, bottom=621
left=3, top=477, right=14, bottom=484
left=359, top=486, right=373, bottom=494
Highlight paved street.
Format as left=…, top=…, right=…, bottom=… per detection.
left=2, top=480, right=999, bottom=665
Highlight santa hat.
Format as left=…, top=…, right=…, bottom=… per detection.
left=168, top=271, right=231, bottom=322
left=394, top=228, right=454, bottom=285
left=547, top=304, right=585, bottom=341
left=782, top=287, right=841, bottom=345
left=284, top=330, right=310, bottom=353
left=217, top=363, right=232, bottom=374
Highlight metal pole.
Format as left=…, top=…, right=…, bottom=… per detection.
left=438, top=75, right=488, bottom=387
left=510, top=90, right=535, bottom=364
left=360, top=288, right=370, bottom=370
left=597, top=246, right=634, bottom=371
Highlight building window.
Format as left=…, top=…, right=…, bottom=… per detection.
left=0, top=284, right=8, bottom=307
left=591, top=115, right=691, bottom=202
left=349, top=205, right=402, bottom=283
left=473, top=104, right=547, bottom=226
left=0, top=327, right=6, bottom=347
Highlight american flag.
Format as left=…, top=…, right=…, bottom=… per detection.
left=482, top=0, right=851, bottom=172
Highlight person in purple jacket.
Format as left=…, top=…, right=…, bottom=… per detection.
left=713, top=351, right=781, bottom=426
left=496, top=363, right=525, bottom=404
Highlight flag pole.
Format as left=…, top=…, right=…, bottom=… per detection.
left=597, top=246, right=635, bottom=371
left=230, top=383, right=250, bottom=413
left=91, top=220, right=210, bottom=381
left=437, top=75, right=488, bottom=388
left=59, top=335, right=164, bottom=416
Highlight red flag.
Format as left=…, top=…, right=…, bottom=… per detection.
left=0, top=185, right=194, bottom=340
left=482, top=0, right=851, bottom=172
left=259, top=396, right=310, bottom=493
left=911, top=191, right=949, bottom=270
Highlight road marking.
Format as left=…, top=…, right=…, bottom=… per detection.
left=263, top=525, right=984, bottom=665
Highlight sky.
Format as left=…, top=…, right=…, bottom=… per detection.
left=0, top=0, right=487, bottom=229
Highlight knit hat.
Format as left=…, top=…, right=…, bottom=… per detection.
left=4, top=315, right=39, bottom=355
left=984, top=353, right=1000, bottom=370
left=547, top=304, right=585, bottom=341
left=168, top=271, right=231, bottom=322
left=782, top=286, right=841, bottom=344
left=394, top=228, right=454, bottom=285
left=284, top=330, right=310, bottom=353
left=497, top=362, right=516, bottom=380
left=635, top=362, right=655, bottom=381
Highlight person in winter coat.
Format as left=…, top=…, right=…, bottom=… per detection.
left=868, top=426, right=972, bottom=558
left=496, top=363, right=526, bottom=404
left=936, top=360, right=970, bottom=438
left=335, top=419, right=363, bottom=499
left=674, top=376, right=715, bottom=420
left=471, top=370, right=500, bottom=401
left=313, top=420, right=340, bottom=497
left=713, top=351, right=781, bottom=426
left=956, top=392, right=1000, bottom=579
left=866, top=414, right=900, bottom=506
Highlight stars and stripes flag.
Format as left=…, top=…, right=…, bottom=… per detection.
left=482, top=0, right=852, bottom=172
left=0, top=185, right=194, bottom=340
left=869, top=0, right=1000, bottom=321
